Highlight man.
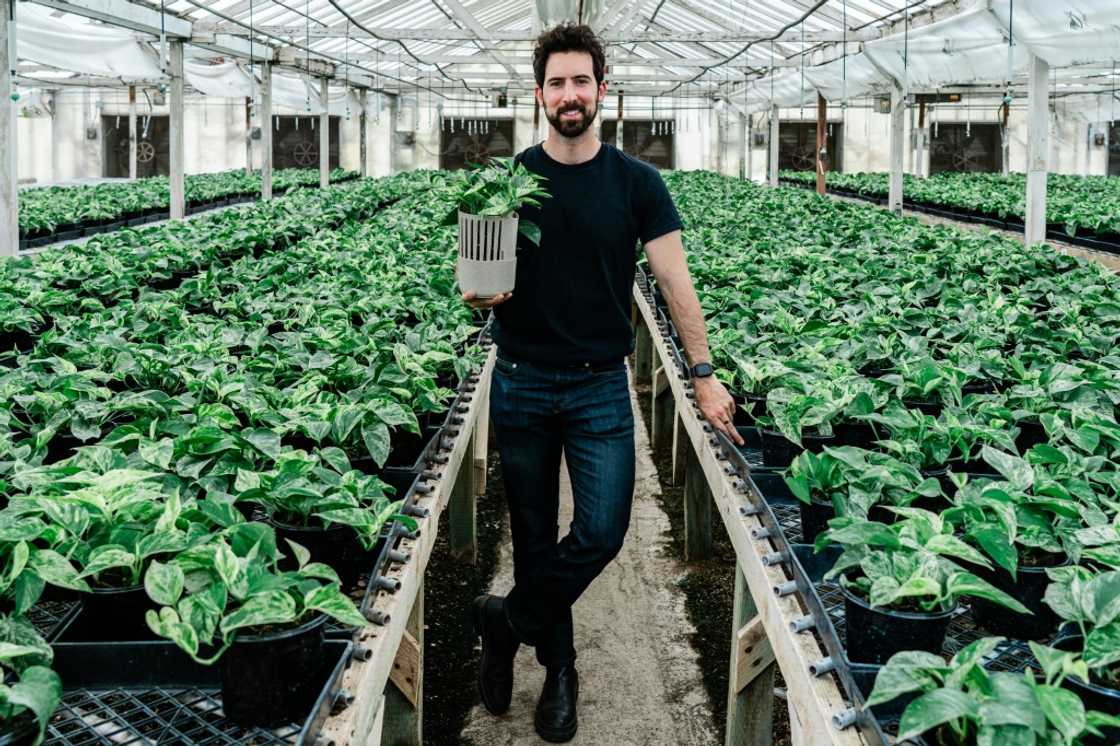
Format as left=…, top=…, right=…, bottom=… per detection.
left=463, top=23, right=743, bottom=743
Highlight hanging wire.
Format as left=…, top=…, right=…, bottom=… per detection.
left=159, top=0, right=167, bottom=78
left=799, top=19, right=805, bottom=121
left=304, top=0, right=311, bottom=112
left=841, top=0, right=848, bottom=110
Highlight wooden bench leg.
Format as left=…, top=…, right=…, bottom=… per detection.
left=382, top=579, right=425, bottom=745
left=725, top=568, right=776, bottom=746
left=683, top=444, right=713, bottom=560
left=472, top=376, right=491, bottom=498
left=633, top=319, right=653, bottom=385
left=671, top=412, right=688, bottom=486
left=448, top=428, right=478, bottom=564
left=650, top=366, right=676, bottom=451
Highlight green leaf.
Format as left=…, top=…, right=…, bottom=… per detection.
left=362, top=421, right=391, bottom=468
left=144, top=560, right=185, bottom=607
left=7, top=666, right=62, bottom=739
left=285, top=539, right=310, bottom=570
left=1084, top=621, right=1120, bottom=670
left=898, top=688, right=979, bottom=741
left=1034, top=684, right=1086, bottom=742
left=865, top=650, right=947, bottom=707
left=219, top=590, right=298, bottom=635
left=30, top=549, right=91, bottom=592
left=303, top=584, right=367, bottom=628
left=78, top=545, right=137, bottom=580
left=242, top=428, right=281, bottom=459
left=139, top=437, right=174, bottom=470
left=980, top=445, right=1034, bottom=491
left=946, top=572, right=1030, bottom=614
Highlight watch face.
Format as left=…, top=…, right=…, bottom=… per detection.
left=693, top=363, right=714, bottom=378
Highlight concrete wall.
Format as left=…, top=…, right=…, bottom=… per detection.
left=15, top=89, right=1114, bottom=185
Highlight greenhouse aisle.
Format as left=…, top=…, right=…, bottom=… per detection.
left=460, top=377, right=719, bottom=746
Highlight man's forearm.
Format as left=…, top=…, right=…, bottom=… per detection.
left=658, top=271, right=710, bottom=367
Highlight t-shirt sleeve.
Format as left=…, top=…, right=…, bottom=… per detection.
left=636, top=166, right=684, bottom=244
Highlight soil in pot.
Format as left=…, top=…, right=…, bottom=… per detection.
left=799, top=497, right=835, bottom=545
left=1052, top=634, right=1120, bottom=745
left=384, top=428, right=436, bottom=471
left=760, top=429, right=833, bottom=469
left=833, top=421, right=876, bottom=448
left=267, top=515, right=364, bottom=589
left=969, top=552, right=1065, bottom=640
left=220, top=614, right=328, bottom=727
left=62, top=584, right=155, bottom=641
left=841, top=582, right=954, bottom=665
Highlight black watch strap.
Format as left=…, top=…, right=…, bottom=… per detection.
left=690, top=362, right=715, bottom=379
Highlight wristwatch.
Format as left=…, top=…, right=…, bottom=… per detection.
left=690, top=362, right=715, bottom=379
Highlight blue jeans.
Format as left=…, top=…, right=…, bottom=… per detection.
left=490, top=349, right=636, bottom=668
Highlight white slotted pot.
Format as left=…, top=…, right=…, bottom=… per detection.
left=456, top=210, right=519, bottom=298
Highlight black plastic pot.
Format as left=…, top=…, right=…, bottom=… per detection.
left=760, top=429, right=834, bottom=469
left=903, top=398, right=943, bottom=417
left=841, top=582, right=955, bottom=665
left=969, top=556, right=1065, bottom=640
left=267, top=515, right=364, bottom=589
left=1052, top=635, right=1120, bottom=745
left=219, top=614, right=328, bottom=727
left=62, top=584, right=155, bottom=641
left=0, top=712, right=39, bottom=746
left=1015, top=418, right=1048, bottom=453
left=833, top=421, right=876, bottom=448
left=799, top=498, right=835, bottom=545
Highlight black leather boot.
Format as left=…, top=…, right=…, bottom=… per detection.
left=535, top=665, right=579, bottom=743
left=470, top=595, right=520, bottom=715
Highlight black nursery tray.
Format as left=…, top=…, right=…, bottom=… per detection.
left=747, top=469, right=1059, bottom=741
left=44, top=639, right=352, bottom=746
left=28, top=600, right=82, bottom=643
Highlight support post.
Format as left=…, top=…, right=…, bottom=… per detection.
left=671, top=413, right=689, bottom=486
left=725, top=567, right=776, bottom=745
left=382, top=579, right=424, bottom=746
left=683, top=444, right=713, bottom=560
left=1008, top=99, right=1016, bottom=176
left=359, top=89, right=369, bottom=178
left=767, top=105, right=779, bottom=187
left=168, top=40, right=185, bottom=220
left=915, top=99, right=926, bottom=178
left=1026, top=53, right=1049, bottom=246
left=319, top=77, right=330, bottom=189
left=738, top=112, right=747, bottom=180
left=244, top=97, right=253, bottom=175
left=448, top=431, right=478, bottom=564
left=632, top=318, right=653, bottom=385
left=888, top=82, right=905, bottom=215
left=388, top=93, right=400, bottom=174
left=815, top=94, right=827, bottom=195
left=0, top=0, right=15, bottom=256
left=261, top=61, right=273, bottom=199
left=128, top=85, right=138, bottom=180
left=615, top=91, right=624, bottom=151
left=650, top=366, right=675, bottom=450
left=533, top=96, right=541, bottom=142
left=746, top=113, right=754, bottom=182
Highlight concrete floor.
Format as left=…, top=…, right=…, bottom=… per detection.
left=460, top=378, right=719, bottom=746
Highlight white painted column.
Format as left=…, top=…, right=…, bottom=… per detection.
left=261, top=61, right=273, bottom=199
left=244, top=97, right=252, bottom=175
left=388, top=93, right=400, bottom=174
left=738, top=112, right=746, bottom=179
left=888, top=82, right=905, bottom=214
left=0, top=1, right=16, bottom=256
left=746, top=113, right=754, bottom=182
left=615, top=92, right=624, bottom=151
left=168, top=40, right=185, bottom=220
left=1025, top=53, right=1050, bottom=246
left=128, top=86, right=138, bottom=179
left=359, top=89, right=368, bottom=178
left=319, top=77, right=329, bottom=188
left=768, top=104, right=779, bottom=187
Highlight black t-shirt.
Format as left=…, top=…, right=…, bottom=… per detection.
left=491, top=142, right=683, bottom=366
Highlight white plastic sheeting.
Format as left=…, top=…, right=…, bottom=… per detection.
left=16, top=3, right=162, bottom=81
left=862, top=6, right=1026, bottom=90
left=804, top=53, right=886, bottom=102
left=989, top=0, right=1120, bottom=70
left=184, top=60, right=255, bottom=98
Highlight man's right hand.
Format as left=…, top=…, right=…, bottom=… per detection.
left=462, top=291, right=513, bottom=310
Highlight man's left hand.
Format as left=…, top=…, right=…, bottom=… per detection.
left=693, top=376, right=745, bottom=446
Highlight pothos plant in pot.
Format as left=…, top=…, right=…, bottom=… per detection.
left=1042, top=565, right=1120, bottom=740
left=865, top=636, right=1120, bottom=745
left=143, top=521, right=369, bottom=727
left=942, top=445, right=1081, bottom=640
left=0, top=615, right=61, bottom=746
left=816, top=508, right=1030, bottom=665
left=443, top=158, right=550, bottom=298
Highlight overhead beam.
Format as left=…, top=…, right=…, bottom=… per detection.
left=190, top=32, right=275, bottom=62
left=194, top=23, right=871, bottom=43
left=29, top=0, right=191, bottom=37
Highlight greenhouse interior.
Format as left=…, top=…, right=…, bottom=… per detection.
left=3, top=0, right=1120, bottom=744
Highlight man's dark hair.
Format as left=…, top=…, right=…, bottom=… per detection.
left=532, top=23, right=606, bottom=88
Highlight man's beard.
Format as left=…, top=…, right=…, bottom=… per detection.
left=546, top=101, right=597, bottom=138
